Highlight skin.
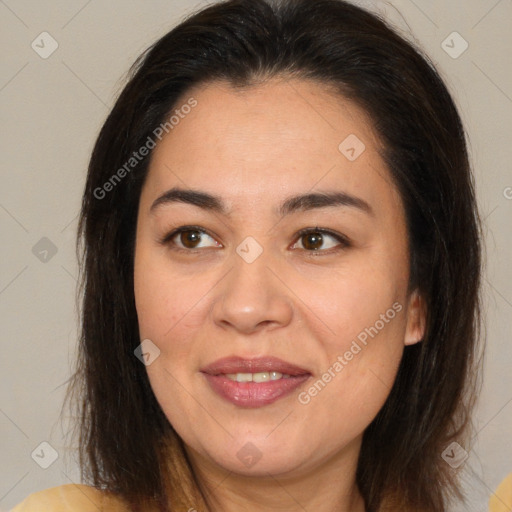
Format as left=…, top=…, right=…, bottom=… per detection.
left=133, top=76, right=426, bottom=512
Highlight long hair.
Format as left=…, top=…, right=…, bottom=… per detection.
left=65, top=0, right=484, bottom=510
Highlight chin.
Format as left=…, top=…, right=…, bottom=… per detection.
left=189, top=430, right=316, bottom=478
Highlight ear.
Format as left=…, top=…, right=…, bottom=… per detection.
left=404, top=289, right=427, bottom=346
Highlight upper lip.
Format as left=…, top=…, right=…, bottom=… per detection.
left=201, top=356, right=311, bottom=376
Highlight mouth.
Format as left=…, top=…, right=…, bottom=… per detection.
left=200, top=356, right=312, bottom=408
left=222, top=371, right=293, bottom=382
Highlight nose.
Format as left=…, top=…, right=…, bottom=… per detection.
left=211, top=249, right=294, bottom=335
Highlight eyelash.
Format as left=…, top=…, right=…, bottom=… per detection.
left=158, top=225, right=351, bottom=256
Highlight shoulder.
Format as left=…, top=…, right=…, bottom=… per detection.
left=489, top=473, right=512, bottom=512
left=10, top=483, right=130, bottom=512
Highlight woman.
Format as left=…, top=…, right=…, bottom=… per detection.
left=11, top=0, right=484, bottom=510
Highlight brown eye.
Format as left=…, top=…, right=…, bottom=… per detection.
left=293, top=228, right=349, bottom=252
left=301, top=232, right=324, bottom=250
left=163, top=227, right=222, bottom=251
left=179, top=229, right=203, bottom=248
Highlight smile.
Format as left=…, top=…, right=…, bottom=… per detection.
left=223, top=371, right=291, bottom=382
left=200, top=355, right=312, bottom=408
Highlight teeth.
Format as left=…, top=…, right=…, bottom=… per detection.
left=224, top=371, right=291, bottom=382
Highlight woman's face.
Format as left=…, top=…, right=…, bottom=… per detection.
left=134, top=77, right=425, bottom=478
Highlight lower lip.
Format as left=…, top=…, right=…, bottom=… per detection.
left=202, top=373, right=311, bottom=408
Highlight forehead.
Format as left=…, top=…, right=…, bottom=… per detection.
left=144, top=77, right=398, bottom=213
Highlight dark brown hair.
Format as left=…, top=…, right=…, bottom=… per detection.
left=66, top=0, right=484, bottom=510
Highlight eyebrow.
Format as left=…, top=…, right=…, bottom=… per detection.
left=150, top=186, right=374, bottom=218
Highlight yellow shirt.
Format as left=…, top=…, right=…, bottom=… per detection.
left=10, top=474, right=512, bottom=511
left=9, top=483, right=130, bottom=512
left=489, top=473, right=512, bottom=512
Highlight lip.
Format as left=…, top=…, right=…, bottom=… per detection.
left=200, top=356, right=311, bottom=376
left=200, top=356, right=312, bottom=408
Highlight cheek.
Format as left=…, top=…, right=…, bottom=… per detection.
left=294, top=261, right=407, bottom=415
left=134, top=244, right=212, bottom=341
left=297, top=303, right=406, bottom=453
left=133, top=245, right=207, bottom=437
left=294, top=258, right=406, bottom=347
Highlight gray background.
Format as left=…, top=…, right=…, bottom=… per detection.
left=1, top=1, right=511, bottom=510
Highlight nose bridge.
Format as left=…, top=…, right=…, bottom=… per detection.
left=212, top=240, right=293, bottom=333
